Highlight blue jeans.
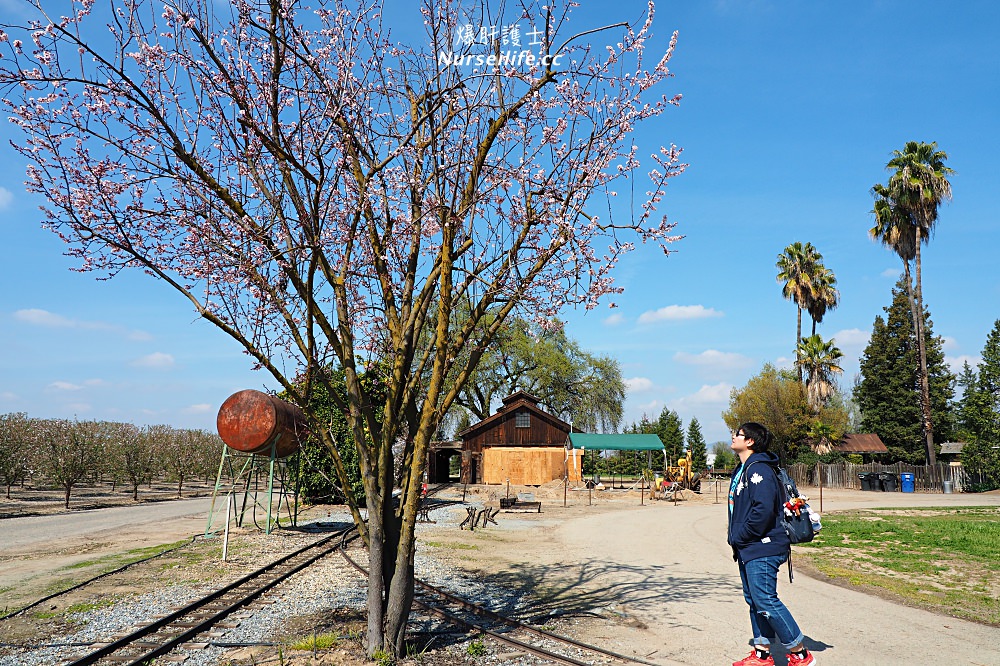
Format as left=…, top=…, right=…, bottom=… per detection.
left=738, top=553, right=805, bottom=650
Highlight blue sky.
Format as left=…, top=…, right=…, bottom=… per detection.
left=2, top=0, right=998, bottom=445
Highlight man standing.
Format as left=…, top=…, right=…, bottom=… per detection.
left=728, top=422, right=816, bottom=666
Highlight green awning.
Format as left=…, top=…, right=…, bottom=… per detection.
left=567, top=433, right=665, bottom=451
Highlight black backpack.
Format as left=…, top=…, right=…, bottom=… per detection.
left=777, top=468, right=816, bottom=544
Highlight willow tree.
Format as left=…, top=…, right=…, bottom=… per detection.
left=1, top=0, right=685, bottom=655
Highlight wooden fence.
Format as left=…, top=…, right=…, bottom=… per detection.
left=787, top=462, right=971, bottom=492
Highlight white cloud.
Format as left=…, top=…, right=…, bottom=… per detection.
left=674, top=349, right=753, bottom=372
left=668, top=382, right=733, bottom=411
left=0, top=186, right=12, bottom=210
left=0, top=391, right=19, bottom=402
left=775, top=356, right=794, bottom=370
left=635, top=399, right=664, bottom=415
left=881, top=268, right=901, bottom=278
left=603, top=313, right=624, bottom=326
left=637, top=305, right=723, bottom=324
left=946, top=354, right=980, bottom=374
left=941, top=336, right=959, bottom=352
left=14, top=308, right=152, bottom=340
left=15, top=309, right=75, bottom=327
left=831, top=328, right=870, bottom=347
left=183, top=403, right=214, bottom=414
left=625, top=377, right=654, bottom=393
left=49, top=381, right=85, bottom=391
left=131, top=352, right=175, bottom=369
left=67, top=402, right=92, bottom=414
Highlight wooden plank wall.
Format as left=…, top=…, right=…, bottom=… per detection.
left=483, top=447, right=582, bottom=485
left=788, top=462, right=971, bottom=491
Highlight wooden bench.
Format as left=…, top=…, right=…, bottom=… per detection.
left=499, top=497, right=541, bottom=513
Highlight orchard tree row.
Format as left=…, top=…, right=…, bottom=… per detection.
left=0, top=413, right=224, bottom=507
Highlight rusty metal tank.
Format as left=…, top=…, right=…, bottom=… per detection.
left=216, top=389, right=308, bottom=459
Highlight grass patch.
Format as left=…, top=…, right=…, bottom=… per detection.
left=66, top=598, right=116, bottom=614
left=61, top=539, right=194, bottom=572
left=288, top=632, right=340, bottom=650
left=797, top=506, right=1000, bottom=625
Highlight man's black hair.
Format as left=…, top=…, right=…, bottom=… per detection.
left=739, top=422, right=771, bottom=452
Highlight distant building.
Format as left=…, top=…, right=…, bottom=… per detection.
left=426, top=391, right=582, bottom=485
left=834, top=433, right=889, bottom=457
left=939, top=441, right=966, bottom=466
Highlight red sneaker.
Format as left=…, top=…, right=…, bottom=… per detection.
left=787, top=649, right=816, bottom=665
left=732, top=650, right=775, bottom=666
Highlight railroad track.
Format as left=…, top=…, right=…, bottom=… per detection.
left=60, top=526, right=354, bottom=666
left=340, top=548, right=661, bottom=666
left=28, top=498, right=656, bottom=666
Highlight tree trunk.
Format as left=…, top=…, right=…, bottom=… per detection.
left=177, top=474, right=184, bottom=498
left=913, top=235, right=937, bottom=465
left=64, top=483, right=71, bottom=509
left=796, top=306, right=803, bottom=383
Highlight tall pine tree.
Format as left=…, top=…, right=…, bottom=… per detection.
left=686, top=417, right=708, bottom=471
left=656, top=407, right=685, bottom=463
left=854, top=277, right=954, bottom=463
left=956, top=320, right=1000, bottom=488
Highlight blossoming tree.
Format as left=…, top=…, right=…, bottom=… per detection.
left=1, top=0, right=685, bottom=655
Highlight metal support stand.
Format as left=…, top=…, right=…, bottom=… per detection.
left=204, top=437, right=301, bottom=537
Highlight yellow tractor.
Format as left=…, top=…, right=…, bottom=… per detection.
left=654, top=451, right=708, bottom=498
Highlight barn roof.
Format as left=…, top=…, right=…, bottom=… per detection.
left=567, top=433, right=665, bottom=451
left=456, top=393, right=571, bottom=440
left=835, top=433, right=889, bottom=453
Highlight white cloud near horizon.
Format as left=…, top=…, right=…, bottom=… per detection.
left=674, top=349, right=753, bottom=373
left=0, top=186, right=12, bottom=210
left=946, top=354, right=980, bottom=374
left=49, top=381, right=85, bottom=391
left=637, top=305, right=723, bottom=324
left=830, top=328, right=870, bottom=352
left=131, top=352, right=175, bottom=369
left=14, top=308, right=153, bottom=341
left=625, top=377, right=654, bottom=393
left=603, top=313, right=624, bottom=326
left=881, top=267, right=901, bottom=278
left=183, top=403, right=214, bottom=414
left=668, top=382, right=732, bottom=412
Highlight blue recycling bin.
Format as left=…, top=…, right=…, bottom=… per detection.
left=901, top=473, right=915, bottom=493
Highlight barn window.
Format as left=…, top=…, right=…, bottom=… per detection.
left=515, top=410, right=530, bottom=428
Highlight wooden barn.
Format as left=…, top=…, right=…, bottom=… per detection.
left=426, top=391, right=583, bottom=485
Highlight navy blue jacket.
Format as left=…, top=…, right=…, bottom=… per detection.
left=727, top=451, right=790, bottom=562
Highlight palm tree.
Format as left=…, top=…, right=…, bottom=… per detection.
left=870, top=141, right=953, bottom=465
left=795, top=333, right=843, bottom=415
left=807, top=265, right=839, bottom=336
left=776, top=242, right=822, bottom=382
left=807, top=421, right=834, bottom=455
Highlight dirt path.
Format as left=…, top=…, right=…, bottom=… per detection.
left=0, top=497, right=212, bottom=613
left=418, top=486, right=1000, bottom=666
